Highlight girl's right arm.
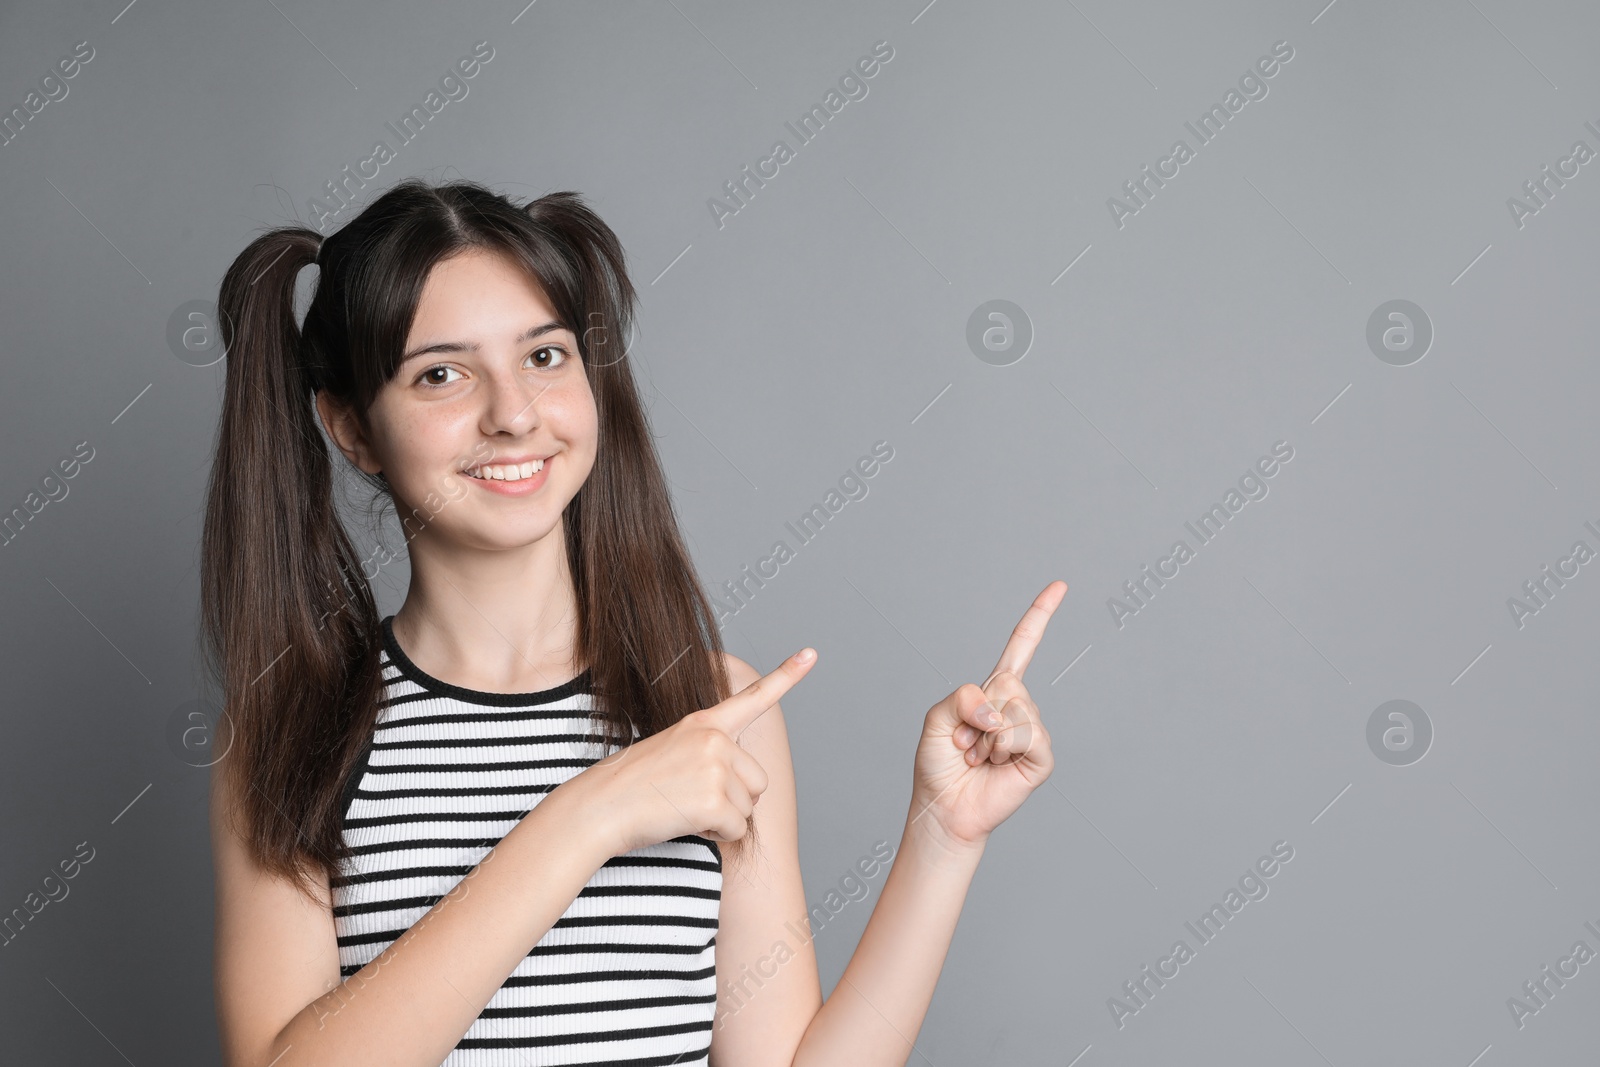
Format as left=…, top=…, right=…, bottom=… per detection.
left=210, top=754, right=616, bottom=1067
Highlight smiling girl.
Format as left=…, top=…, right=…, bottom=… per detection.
left=202, top=177, right=1066, bottom=1067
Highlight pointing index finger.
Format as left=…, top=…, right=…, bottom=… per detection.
left=708, top=647, right=816, bottom=737
left=988, top=580, right=1067, bottom=684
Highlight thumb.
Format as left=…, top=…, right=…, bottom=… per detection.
left=936, top=683, right=1001, bottom=734
left=703, top=647, right=817, bottom=738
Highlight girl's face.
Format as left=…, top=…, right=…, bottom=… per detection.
left=319, top=248, right=598, bottom=552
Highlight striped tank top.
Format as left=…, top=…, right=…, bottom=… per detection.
left=332, top=615, right=722, bottom=1066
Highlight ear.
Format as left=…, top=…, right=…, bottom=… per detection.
left=315, top=391, right=381, bottom=476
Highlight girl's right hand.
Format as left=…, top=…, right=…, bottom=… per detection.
left=561, top=647, right=818, bottom=856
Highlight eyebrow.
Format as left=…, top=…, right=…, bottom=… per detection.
left=401, top=320, right=569, bottom=364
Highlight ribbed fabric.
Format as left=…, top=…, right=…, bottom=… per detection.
left=331, top=615, right=722, bottom=1066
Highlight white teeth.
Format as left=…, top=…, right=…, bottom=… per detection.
left=466, top=458, right=545, bottom=481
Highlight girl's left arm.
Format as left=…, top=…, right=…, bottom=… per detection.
left=781, top=782, right=989, bottom=1067
left=710, top=581, right=1068, bottom=1067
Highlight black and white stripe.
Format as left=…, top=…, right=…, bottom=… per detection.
left=332, top=616, right=721, bottom=1066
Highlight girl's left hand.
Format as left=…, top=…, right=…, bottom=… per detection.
left=910, top=580, right=1067, bottom=853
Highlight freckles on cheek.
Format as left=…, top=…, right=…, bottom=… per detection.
left=545, top=381, right=599, bottom=440
left=407, top=409, right=474, bottom=452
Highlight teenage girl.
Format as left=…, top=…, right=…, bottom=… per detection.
left=202, top=177, right=1067, bottom=1067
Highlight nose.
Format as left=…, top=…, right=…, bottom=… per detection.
left=479, top=367, right=550, bottom=437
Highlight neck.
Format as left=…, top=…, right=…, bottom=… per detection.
left=391, top=516, right=583, bottom=694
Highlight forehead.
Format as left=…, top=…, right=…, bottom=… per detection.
left=409, top=249, right=566, bottom=334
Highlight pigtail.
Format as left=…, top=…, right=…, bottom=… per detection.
left=199, top=227, right=383, bottom=900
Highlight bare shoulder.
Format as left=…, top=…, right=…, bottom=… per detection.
left=717, top=649, right=761, bottom=690
left=714, top=650, right=791, bottom=753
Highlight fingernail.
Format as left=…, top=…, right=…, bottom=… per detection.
left=978, top=701, right=1001, bottom=726
left=796, top=648, right=816, bottom=663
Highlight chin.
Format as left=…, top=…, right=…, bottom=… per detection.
left=485, top=516, right=568, bottom=550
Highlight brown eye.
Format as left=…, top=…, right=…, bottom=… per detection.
left=417, top=365, right=463, bottom=388
left=530, top=345, right=568, bottom=369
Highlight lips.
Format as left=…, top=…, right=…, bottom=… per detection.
left=463, top=455, right=549, bottom=482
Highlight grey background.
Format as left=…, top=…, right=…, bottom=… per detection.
left=2, top=0, right=1597, bottom=1063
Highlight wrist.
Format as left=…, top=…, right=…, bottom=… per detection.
left=540, top=775, right=624, bottom=864
left=904, top=801, right=988, bottom=869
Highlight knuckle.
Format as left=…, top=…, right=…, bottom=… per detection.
left=697, top=764, right=729, bottom=796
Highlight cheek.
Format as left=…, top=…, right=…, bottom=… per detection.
left=389, top=409, right=474, bottom=468
left=548, top=382, right=599, bottom=447
left=547, top=388, right=598, bottom=490
left=365, top=406, right=472, bottom=507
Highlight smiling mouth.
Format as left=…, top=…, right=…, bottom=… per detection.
left=463, top=457, right=547, bottom=482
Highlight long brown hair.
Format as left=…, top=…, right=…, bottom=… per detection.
left=200, top=178, right=744, bottom=904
